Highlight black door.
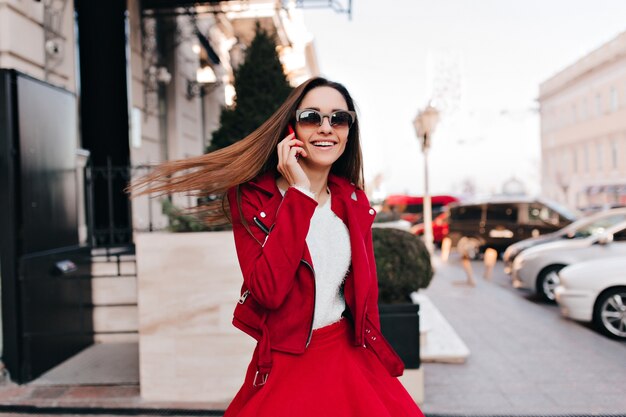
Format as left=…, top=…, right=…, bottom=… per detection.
left=0, top=70, right=94, bottom=383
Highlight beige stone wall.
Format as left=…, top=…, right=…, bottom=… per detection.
left=539, top=31, right=626, bottom=209
left=127, top=0, right=168, bottom=232
left=0, top=0, right=77, bottom=92
left=136, top=231, right=255, bottom=404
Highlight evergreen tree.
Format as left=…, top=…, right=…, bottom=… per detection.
left=207, top=23, right=292, bottom=152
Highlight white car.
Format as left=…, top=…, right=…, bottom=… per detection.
left=372, top=219, right=412, bottom=232
left=503, top=207, right=626, bottom=274
left=555, top=258, right=626, bottom=340
left=511, top=220, right=626, bottom=302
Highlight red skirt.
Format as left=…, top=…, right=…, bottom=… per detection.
left=223, top=319, right=425, bottom=417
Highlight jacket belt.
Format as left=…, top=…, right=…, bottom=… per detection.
left=253, top=324, right=272, bottom=387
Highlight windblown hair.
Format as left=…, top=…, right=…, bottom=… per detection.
left=128, top=77, right=364, bottom=226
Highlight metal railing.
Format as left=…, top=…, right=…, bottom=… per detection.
left=84, top=160, right=166, bottom=248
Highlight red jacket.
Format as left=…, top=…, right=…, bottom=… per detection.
left=227, top=170, right=404, bottom=385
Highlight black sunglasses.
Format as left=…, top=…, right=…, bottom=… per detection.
left=295, top=109, right=357, bottom=129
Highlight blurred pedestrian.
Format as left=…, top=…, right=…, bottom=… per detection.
left=130, top=77, right=424, bottom=417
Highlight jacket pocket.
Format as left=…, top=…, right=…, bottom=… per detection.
left=364, top=314, right=405, bottom=377
left=233, top=285, right=266, bottom=341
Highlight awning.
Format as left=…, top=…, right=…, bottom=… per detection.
left=142, top=0, right=223, bottom=10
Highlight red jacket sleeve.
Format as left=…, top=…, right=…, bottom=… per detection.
left=364, top=208, right=382, bottom=330
left=227, top=184, right=318, bottom=310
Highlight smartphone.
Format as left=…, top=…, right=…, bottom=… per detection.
left=287, top=124, right=301, bottom=161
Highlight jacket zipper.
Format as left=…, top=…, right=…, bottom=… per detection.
left=301, top=258, right=316, bottom=348
left=253, top=216, right=271, bottom=246
left=238, top=289, right=250, bottom=304
left=256, top=192, right=316, bottom=346
left=362, top=303, right=368, bottom=347
left=253, top=216, right=270, bottom=234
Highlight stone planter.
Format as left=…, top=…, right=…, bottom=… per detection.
left=378, top=303, right=420, bottom=369
left=136, top=231, right=255, bottom=404
left=379, top=302, right=423, bottom=405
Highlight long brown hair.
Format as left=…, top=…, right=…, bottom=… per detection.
left=128, top=76, right=364, bottom=226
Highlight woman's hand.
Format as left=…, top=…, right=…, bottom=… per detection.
left=277, top=132, right=310, bottom=189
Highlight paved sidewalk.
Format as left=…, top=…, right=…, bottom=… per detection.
left=420, top=253, right=626, bottom=415
left=2, top=235, right=626, bottom=416
left=0, top=380, right=225, bottom=414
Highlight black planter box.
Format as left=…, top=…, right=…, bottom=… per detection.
left=379, top=303, right=420, bottom=369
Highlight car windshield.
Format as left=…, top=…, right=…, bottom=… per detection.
left=545, top=200, right=579, bottom=222
left=565, top=215, right=626, bottom=239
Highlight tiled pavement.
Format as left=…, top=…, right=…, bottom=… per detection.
left=420, top=254, right=626, bottom=415
left=0, top=382, right=225, bottom=414
left=1, top=250, right=626, bottom=416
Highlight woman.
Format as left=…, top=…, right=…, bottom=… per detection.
left=131, top=77, right=424, bottom=416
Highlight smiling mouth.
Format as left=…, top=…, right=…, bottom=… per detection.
left=311, top=141, right=337, bottom=148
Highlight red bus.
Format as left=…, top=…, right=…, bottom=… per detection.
left=382, top=194, right=459, bottom=225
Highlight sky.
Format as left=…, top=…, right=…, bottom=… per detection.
left=301, top=0, right=626, bottom=199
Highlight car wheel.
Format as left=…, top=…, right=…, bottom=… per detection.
left=536, top=265, right=565, bottom=302
left=593, top=287, right=626, bottom=341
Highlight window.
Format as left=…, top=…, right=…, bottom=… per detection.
left=431, top=203, right=447, bottom=216
left=596, top=93, right=603, bottom=116
left=572, top=104, right=577, bottom=123
left=405, top=204, right=423, bottom=214
left=584, top=143, right=590, bottom=173
left=613, top=228, right=626, bottom=242
left=529, top=204, right=559, bottom=226
left=131, top=107, right=142, bottom=149
left=486, top=204, right=518, bottom=222
left=450, top=206, right=482, bottom=221
left=611, top=139, right=619, bottom=170
left=597, top=142, right=604, bottom=171
left=573, top=216, right=626, bottom=238
left=611, top=87, right=619, bottom=112
left=582, top=98, right=588, bottom=119
left=572, top=148, right=578, bottom=173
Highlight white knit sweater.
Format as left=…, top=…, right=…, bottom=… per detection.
left=279, top=186, right=352, bottom=329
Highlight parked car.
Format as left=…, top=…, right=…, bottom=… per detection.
left=381, top=194, right=458, bottom=225
left=555, top=258, right=626, bottom=341
left=372, top=219, right=412, bottom=232
left=411, top=211, right=449, bottom=245
left=511, top=220, right=626, bottom=302
left=447, top=197, right=578, bottom=258
left=503, top=207, right=626, bottom=274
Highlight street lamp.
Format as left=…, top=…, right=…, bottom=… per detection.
left=413, top=103, right=440, bottom=255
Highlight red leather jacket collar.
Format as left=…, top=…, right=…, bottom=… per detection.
left=247, top=170, right=374, bottom=234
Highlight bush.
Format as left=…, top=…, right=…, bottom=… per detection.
left=372, top=227, right=433, bottom=304
left=161, top=200, right=232, bottom=232
left=373, top=211, right=402, bottom=223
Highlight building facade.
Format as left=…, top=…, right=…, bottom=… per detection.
left=0, top=0, right=318, bottom=381
left=0, top=0, right=319, bottom=232
left=539, top=31, right=626, bottom=211
left=130, top=0, right=319, bottom=231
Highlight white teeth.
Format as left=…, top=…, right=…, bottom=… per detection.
left=312, top=141, right=335, bottom=147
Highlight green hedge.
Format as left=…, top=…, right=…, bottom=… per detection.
left=161, top=200, right=232, bottom=232
left=372, top=227, right=433, bottom=304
